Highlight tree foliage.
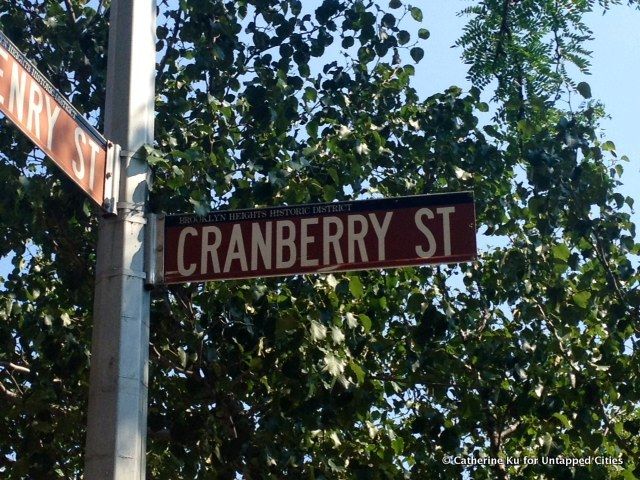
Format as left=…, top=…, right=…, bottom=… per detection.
left=1, top=0, right=639, bottom=478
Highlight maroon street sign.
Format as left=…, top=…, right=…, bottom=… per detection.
left=0, top=30, right=116, bottom=211
left=155, top=192, right=477, bottom=284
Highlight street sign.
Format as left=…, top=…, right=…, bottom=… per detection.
left=154, top=192, right=477, bottom=285
left=0, top=30, right=116, bottom=212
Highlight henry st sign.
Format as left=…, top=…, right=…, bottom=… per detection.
left=155, top=192, right=477, bottom=284
left=0, top=30, right=115, bottom=210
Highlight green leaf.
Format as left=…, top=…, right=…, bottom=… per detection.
left=306, top=121, right=318, bottom=138
left=276, top=313, right=298, bottom=337
left=397, top=30, right=410, bottom=45
left=322, top=184, right=337, bottom=202
left=552, top=412, right=571, bottom=429
left=410, top=47, right=424, bottom=63
left=572, top=291, right=591, bottom=308
left=359, top=314, right=372, bottom=333
left=577, top=81, right=592, bottom=99
left=418, top=28, right=430, bottom=39
left=331, top=325, right=345, bottom=344
left=381, top=13, right=395, bottom=28
left=304, top=87, right=318, bottom=103
left=349, top=276, right=364, bottom=298
left=323, top=353, right=345, bottom=377
left=349, top=361, right=366, bottom=384
left=345, top=312, right=358, bottom=328
left=341, top=36, right=354, bottom=49
left=60, top=312, right=72, bottom=327
left=551, top=244, right=571, bottom=261
left=516, top=119, right=534, bottom=136
left=327, top=167, right=340, bottom=185
left=310, top=320, right=328, bottom=341
left=410, top=7, right=423, bottom=22
left=392, top=436, right=404, bottom=454
left=177, top=348, right=187, bottom=368
left=389, top=0, right=402, bottom=8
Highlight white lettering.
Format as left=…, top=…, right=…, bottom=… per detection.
left=437, top=206, right=455, bottom=256
left=323, top=216, right=344, bottom=265
left=44, top=96, right=60, bottom=150
left=300, top=218, right=319, bottom=267
left=347, top=214, right=368, bottom=263
left=414, top=208, right=437, bottom=258
left=201, top=226, right=221, bottom=274
left=251, top=222, right=273, bottom=270
left=223, top=224, right=248, bottom=273
left=276, top=220, right=296, bottom=269
left=368, top=212, right=393, bottom=261
left=177, top=227, right=197, bottom=276
left=73, top=127, right=86, bottom=180
left=87, top=138, right=100, bottom=190
left=251, top=222, right=272, bottom=270
left=26, top=82, right=43, bottom=139
left=9, top=63, right=26, bottom=122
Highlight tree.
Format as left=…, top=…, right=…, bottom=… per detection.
left=1, top=0, right=639, bottom=478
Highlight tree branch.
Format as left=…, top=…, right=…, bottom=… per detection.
left=0, top=361, right=31, bottom=374
left=63, top=0, right=77, bottom=25
left=150, top=343, right=197, bottom=378
left=592, top=232, right=627, bottom=304
left=493, top=0, right=512, bottom=68
left=500, top=421, right=520, bottom=439
left=0, top=382, right=19, bottom=400
left=486, top=414, right=510, bottom=480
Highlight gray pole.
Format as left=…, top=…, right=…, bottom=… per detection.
left=84, top=0, right=156, bottom=478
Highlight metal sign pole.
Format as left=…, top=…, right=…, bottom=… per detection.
left=84, top=0, right=156, bottom=477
